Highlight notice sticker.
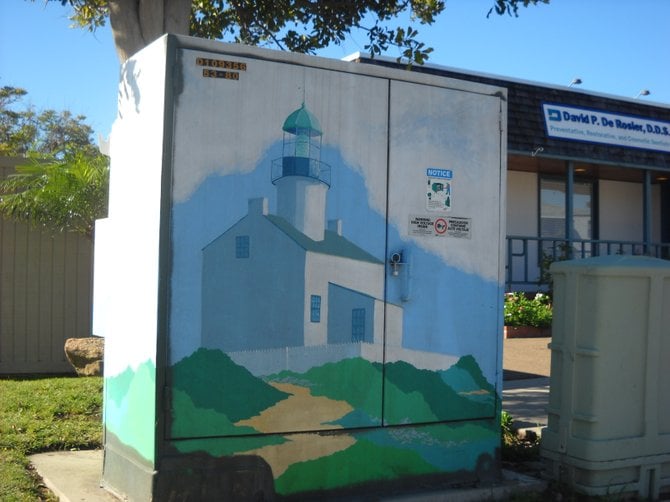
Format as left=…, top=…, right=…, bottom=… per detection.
left=409, top=214, right=471, bottom=239
left=425, top=168, right=453, bottom=212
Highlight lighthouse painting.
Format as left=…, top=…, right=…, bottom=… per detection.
left=99, top=45, right=507, bottom=498
left=273, top=102, right=331, bottom=241
left=165, top=77, right=501, bottom=465
left=201, top=103, right=398, bottom=353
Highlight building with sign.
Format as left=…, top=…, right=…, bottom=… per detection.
left=353, top=55, right=670, bottom=290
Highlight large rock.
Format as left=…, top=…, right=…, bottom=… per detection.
left=64, top=337, right=104, bottom=376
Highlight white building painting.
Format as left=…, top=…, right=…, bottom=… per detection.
left=201, top=103, right=403, bottom=356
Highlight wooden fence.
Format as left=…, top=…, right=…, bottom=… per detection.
left=0, top=157, right=93, bottom=374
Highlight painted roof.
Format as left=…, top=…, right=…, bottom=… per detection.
left=265, top=215, right=382, bottom=264
left=282, top=103, right=323, bottom=136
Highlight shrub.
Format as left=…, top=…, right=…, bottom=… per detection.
left=504, top=292, right=552, bottom=328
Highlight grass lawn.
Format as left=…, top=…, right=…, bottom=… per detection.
left=0, top=375, right=102, bottom=501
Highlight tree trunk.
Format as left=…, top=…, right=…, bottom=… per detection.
left=108, top=0, right=191, bottom=63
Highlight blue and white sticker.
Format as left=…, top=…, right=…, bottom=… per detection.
left=426, top=168, right=452, bottom=212
left=408, top=214, right=471, bottom=239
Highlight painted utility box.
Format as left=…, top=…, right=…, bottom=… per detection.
left=94, top=35, right=507, bottom=500
left=542, top=255, right=670, bottom=499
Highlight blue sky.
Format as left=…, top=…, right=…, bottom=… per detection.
left=2, top=0, right=669, bottom=141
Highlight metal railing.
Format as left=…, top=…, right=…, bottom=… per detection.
left=271, top=157, right=331, bottom=187
left=506, top=235, right=670, bottom=290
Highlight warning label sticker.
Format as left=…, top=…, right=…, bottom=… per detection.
left=444, top=216, right=471, bottom=238
left=408, top=214, right=471, bottom=239
left=426, top=168, right=453, bottom=212
left=408, top=215, right=435, bottom=236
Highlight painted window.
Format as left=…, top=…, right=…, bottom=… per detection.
left=351, top=308, right=366, bottom=342
left=310, top=295, right=321, bottom=323
left=235, top=235, right=250, bottom=258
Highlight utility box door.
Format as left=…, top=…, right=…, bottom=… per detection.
left=168, top=50, right=390, bottom=438
left=166, top=48, right=505, bottom=440
left=383, top=80, right=503, bottom=425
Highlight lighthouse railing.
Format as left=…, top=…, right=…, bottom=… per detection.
left=271, top=157, right=331, bottom=187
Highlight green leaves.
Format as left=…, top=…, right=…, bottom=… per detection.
left=0, top=152, right=109, bottom=238
left=503, top=292, right=552, bottom=328
left=0, top=86, right=97, bottom=158
left=0, top=85, right=108, bottom=238
left=53, top=0, right=109, bottom=31
left=487, top=0, right=550, bottom=18
left=48, top=0, right=544, bottom=66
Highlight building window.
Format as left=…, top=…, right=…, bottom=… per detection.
left=310, top=295, right=321, bottom=323
left=540, top=177, right=595, bottom=258
left=351, top=308, right=366, bottom=342
left=235, top=235, right=250, bottom=258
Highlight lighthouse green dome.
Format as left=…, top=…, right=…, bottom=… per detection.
left=283, top=103, right=322, bottom=136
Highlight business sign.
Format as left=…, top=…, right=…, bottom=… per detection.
left=542, top=103, right=670, bottom=153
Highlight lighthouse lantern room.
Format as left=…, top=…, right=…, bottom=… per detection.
left=271, top=103, right=331, bottom=241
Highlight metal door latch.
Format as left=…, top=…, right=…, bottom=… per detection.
left=389, top=252, right=404, bottom=277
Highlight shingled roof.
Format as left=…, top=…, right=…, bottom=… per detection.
left=356, top=57, right=670, bottom=171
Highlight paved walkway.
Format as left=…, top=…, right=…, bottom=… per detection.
left=502, top=378, right=550, bottom=430
left=30, top=450, right=118, bottom=502
left=503, top=337, right=551, bottom=380
left=502, top=337, right=551, bottom=430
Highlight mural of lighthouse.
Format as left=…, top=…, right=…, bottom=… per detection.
left=99, top=42, right=507, bottom=499
left=165, top=73, right=501, bottom=450
left=201, top=103, right=398, bottom=353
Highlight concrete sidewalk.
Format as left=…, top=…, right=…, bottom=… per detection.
left=30, top=450, right=118, bottom=502
left=30, top=450, right=547, bottom=502
left=502, top=377, right=550, bottom=431
left=30, top=338, right=551, bottom=501
left=501, top=337, right=551, bottom=431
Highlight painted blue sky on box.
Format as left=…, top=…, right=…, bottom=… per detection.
left=169, top=137, right=500, bottom=382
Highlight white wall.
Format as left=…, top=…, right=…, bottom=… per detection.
left=599, top=180, right=643, bottom=242
left=95, top=39, right=167, bottom=378
left=506, top=171, right=537, bottom=236
left=505, top=170, right=540, bottom=288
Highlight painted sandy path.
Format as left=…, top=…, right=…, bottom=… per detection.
left=235, top=382, right=356, bottom=477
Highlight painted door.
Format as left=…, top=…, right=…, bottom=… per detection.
left=382, top=80, right=503, bottom=426
left=167, top=49, right=391, bottom=439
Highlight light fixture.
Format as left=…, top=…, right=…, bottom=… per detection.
left=569, top=78, right=582, bottom=87
left=634, top=89, right=651, bottom=99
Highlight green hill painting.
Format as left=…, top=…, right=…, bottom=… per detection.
left=165, top=348, right=500, bottom=496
